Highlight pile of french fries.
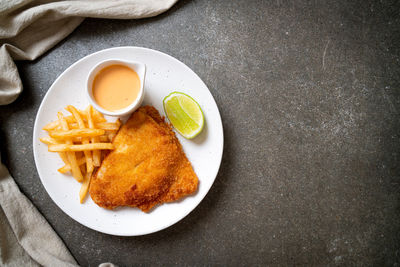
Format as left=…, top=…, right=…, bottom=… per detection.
left=40, top=105, right=121, bottom=203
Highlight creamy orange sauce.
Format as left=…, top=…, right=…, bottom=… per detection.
left=93, top=64, right=140, bottom=111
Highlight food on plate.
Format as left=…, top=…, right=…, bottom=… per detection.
left=48, top=143, right=114, bottom=152
left=42, top=108, right=107, bottom=130
left=48, top=128, right=105, bottom=139
left=92, top=64, right=141, bottom=111
left=40, top=105, right=120, bottom=203
left=89, top=105, right=199, bottom=212
left=163, top=92, right=204, bottom=139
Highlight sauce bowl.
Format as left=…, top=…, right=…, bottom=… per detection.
left=86, top=59, right=146, bottom=116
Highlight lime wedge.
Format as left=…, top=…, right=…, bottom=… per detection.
left=163, top=92, right=204, bottom=139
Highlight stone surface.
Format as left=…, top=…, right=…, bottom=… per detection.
left=1, top=0, right=400, bottom=265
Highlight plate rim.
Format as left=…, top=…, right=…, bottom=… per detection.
left=32, top=46, right=224, bottom=236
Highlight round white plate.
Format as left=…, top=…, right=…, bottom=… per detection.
left=33, top=47, right=224, bottom=236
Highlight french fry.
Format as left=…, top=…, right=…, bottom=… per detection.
left=88, top=106, right=101, bottom=167
left=49, top=128, right=105, bottom=139
left=43, top=120, right=60, bottom=131
left=107, top=131, right=117, bottom=142
left=80, top=108, right=106, bottom=123
left=43, top=111, right=107, bottom=131
left=43, top=116, right=76, bottom=131
left=71, top=137, right=84, bottom=143
left=58, top=152, right=69, bottom=165
left=79, top=171, right=92, bottom=203
left=49, top=143, right=114, bottom=152
left=41, top=105, right=120, bottom=203
left=80, top=164, right=86, bottom=174
left=57, top=112, right=83, bottom=182
left=99, top=135, right=109, bottom=142
left=91, top=108, right=106, bottom=122
left=67, top=105, right=94, bottom=173
left=71, top=135, right=109, bottom=143
left=93, top=121, right=121, bottom=130
left=72, top=135, right=109, bottom=143
left=40, top=136, right=59, bottom=145
left=69, top=121, right=120, bottom=131
left=58, top=157, right=86, bottom=173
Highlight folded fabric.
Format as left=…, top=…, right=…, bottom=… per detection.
left=0, top=158, right=78, bottom=266
left=0, top=0, right=177, bottom=265
left=0, top=0, right=177, bottom=105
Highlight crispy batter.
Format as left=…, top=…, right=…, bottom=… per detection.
left=89, top=106, right=198, bottom=212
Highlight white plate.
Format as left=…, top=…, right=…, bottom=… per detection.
left=33, top=47, right=224, bottom=236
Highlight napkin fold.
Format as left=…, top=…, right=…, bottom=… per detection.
left=0, top=0, right=177, bottom=266
left=0, top=160, right=78, bottom=266
left=0, top=0, right=177, bottom=105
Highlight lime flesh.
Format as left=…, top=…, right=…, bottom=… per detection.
left=163, top=92, right=204, bottom=139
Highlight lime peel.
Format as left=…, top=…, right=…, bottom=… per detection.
left=163, top=92, right=204, bottom=139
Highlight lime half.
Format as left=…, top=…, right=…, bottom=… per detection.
left=163, top=92, right=204, bottom=139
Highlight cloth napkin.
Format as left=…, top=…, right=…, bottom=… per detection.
left=0, top=159, right=78, bottom=266
left=0, top=0, right=177, bottom=105
left=0, top=0, right=177, bottom=266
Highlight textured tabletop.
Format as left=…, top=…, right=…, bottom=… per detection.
left=1, top=0, right=399, bottom=265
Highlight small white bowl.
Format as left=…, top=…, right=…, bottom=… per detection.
left=86, top=59, right=146, bottom=116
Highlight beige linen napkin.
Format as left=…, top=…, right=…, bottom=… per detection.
left=0, top=0, right=177, bottom=105
left=0, top=0, right=177, bottom=266
left=0, top=160, right=78, bottom=266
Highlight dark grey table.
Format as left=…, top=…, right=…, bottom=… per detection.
left=1, top=0, right=399, bottom=265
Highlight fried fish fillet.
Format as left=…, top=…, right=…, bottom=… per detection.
left=89, top=105, right=198, bottom=212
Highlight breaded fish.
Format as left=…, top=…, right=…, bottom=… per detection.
left=89, top=105, right=198, bottom=212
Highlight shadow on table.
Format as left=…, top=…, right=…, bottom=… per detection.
left=0, top=61, right=35, bottom=171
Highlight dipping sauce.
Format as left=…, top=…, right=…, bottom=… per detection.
left=93, top=64, right=140, bottom=111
